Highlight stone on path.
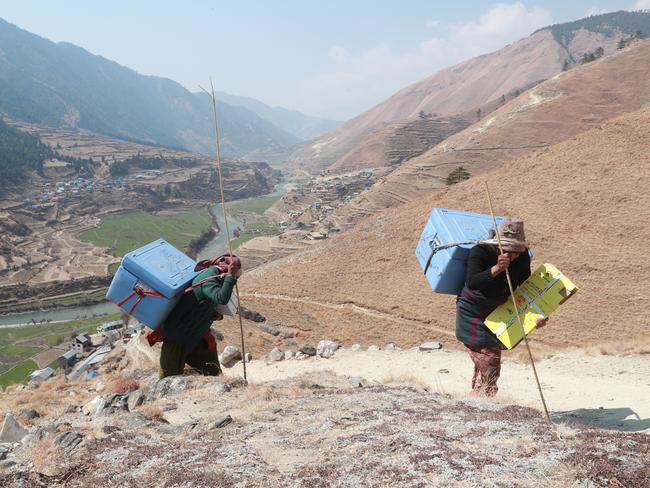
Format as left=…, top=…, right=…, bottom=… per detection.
left=0, top=414, right=27, bottom=443
left=350, top=344, right=361, bottom=351
left=300, top=345, right=317, bottom=356
left=221, top=346, right=242, bottom=366
left=284, top=350, right=294, bottom=360
left=419, top=342, right=443, bottom=351
left=367, top=345, right=380, bottom=352
left=317, top=340, right=340, bottom=358
left=269, top=347, right=284, bottom=361
left=384, top=343, right=400, bottom=351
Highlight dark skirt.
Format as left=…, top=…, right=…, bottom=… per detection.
left=455, top=286, right=508, bottom=349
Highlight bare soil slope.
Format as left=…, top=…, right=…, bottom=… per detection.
left=339, top=39, right=650, bottom=220
left=237, top=107, right=650, bottom=353
left=290, top=13, right=642, bottom=173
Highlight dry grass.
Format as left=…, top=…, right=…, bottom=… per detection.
left=31, top=436, right=66, bottom=477
left=105, top=376, right=140, bottom=394
left=380, top=374, right=431, bottom=392
left=588, top=335, right=650, bottom=356
left=139, top=404, right=164, bottom=422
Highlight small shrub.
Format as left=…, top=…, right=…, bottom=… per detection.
left=105, top=377, right=140, bottom=394
left=446, top=166, right=471, bottom=186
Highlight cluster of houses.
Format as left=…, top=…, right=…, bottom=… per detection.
left=278, top=170, right=377, bottom=238
left=39, top=176, right=127, bottom=203
left=28, top=319, right=145, bottom=383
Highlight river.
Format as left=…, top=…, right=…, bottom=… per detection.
left=0, top=183, right=289, bottom=327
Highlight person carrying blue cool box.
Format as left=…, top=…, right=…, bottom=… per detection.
left=146, top=254, right=242, bottom=378
left=455, top=218, right=548, bottom=396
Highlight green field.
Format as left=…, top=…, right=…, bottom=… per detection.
left=4, top=288, right=109, bottom=314
left=227, top=194, right=281, bottom=215
left=0, top=313, right=122, bottom=388
left=231, top=218, right=281, bottom=249
left=78, top=207, right=213, bottom=256
left=225, top=194, right=283, bottom=250
left=0, top=359, right=38, bottom=388
left=0, top=344, right=43, bottom=358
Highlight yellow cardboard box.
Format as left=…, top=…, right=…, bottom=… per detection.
left=485, top=263, right=578, bottom=349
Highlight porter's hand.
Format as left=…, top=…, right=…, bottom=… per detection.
left=491, top=254, right=511, bottom=276
left=228, top=262, right=241, bottom=278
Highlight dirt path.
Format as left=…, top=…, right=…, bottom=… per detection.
left=227, top=348, right=650, bottom=433
left=241, top=291, right=456, bottom=338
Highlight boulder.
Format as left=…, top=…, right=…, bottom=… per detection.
left=317, top=340, right=340, bottom=359
left=0, top=414, right=27, bottom=443
left=269, top=347, right=284, bottom=362
left=147, top=376, right=188, bottom=401
left=300, top=345, right=317, bottom=356
left=221, top=346, right=242, bottom=366
left=0, top=443, right=10, bottom=460
left=127, top=390, right=145, bottom=411
left=240, top=307, right=265, bottom=322
left=54, top=431, right=83, bottom=453
left=257, top=322, right=280, bottom=336
left=82, top=396, right=102, bottom=416
left=419, top=342, right=443, bottom=351
left=19, top=409, right=40, bottom=420
left=208, top=415, right=233, bottom=429
left=95, top=394, right=129, bottom=417
left=284, top=350, right=294, bottom=360
left=125, top=412, right=150, bottom=429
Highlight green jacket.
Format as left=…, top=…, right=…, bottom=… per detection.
left=163, top=267, right=237, bottom=352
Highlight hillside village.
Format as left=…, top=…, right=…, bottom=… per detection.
left=0, top=8, right=649, bottom=488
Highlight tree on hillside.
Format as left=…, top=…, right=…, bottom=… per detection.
left=580, top=46, right=604, bottom=64
left=446, top=166, right=471, bottom=186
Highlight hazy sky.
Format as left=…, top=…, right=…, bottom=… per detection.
left=2, top=1, right=647, bottom=120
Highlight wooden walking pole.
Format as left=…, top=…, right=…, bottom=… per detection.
left=201, top=79, right=248, bottom=383
left=484, top=181, right=550, bottom=421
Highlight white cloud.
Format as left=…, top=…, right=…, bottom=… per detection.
left=633, top=0, right=650, bottom=9
left=296, top=2, right=553, bottom=119
left=585, top=7, right=611, bottom=16
left=425, top=19, right=441, bottom=28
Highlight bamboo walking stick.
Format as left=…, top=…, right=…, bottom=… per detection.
left=484, top=181, right=549, bottom=421
left=201, top=80, right=248, bottom=383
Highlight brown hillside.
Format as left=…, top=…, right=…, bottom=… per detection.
left=235, top=107, right=650, bottom=354
left=337, top=39, right=650, bottom=222
left=327, top=85, right=535, bottom=174
left=289, top=20, right=632, bottom=174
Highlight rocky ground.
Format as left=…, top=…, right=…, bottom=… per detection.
left=0, top=338, right=648, bottom=488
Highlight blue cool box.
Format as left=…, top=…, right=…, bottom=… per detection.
left=106, top=239, right=200, bottom=328
left=415, top=208, right=504, bottom=295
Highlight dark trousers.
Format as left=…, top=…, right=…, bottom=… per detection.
left=160, top=338, right=222, bottom=378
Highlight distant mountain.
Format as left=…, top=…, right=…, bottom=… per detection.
left=0, top=18, right=299, bottom=156
left=215, top=91, right=340, bottom=141
left=338, top=38, right=650, bottom=221
left=291, top=10, right=650, bottom=173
